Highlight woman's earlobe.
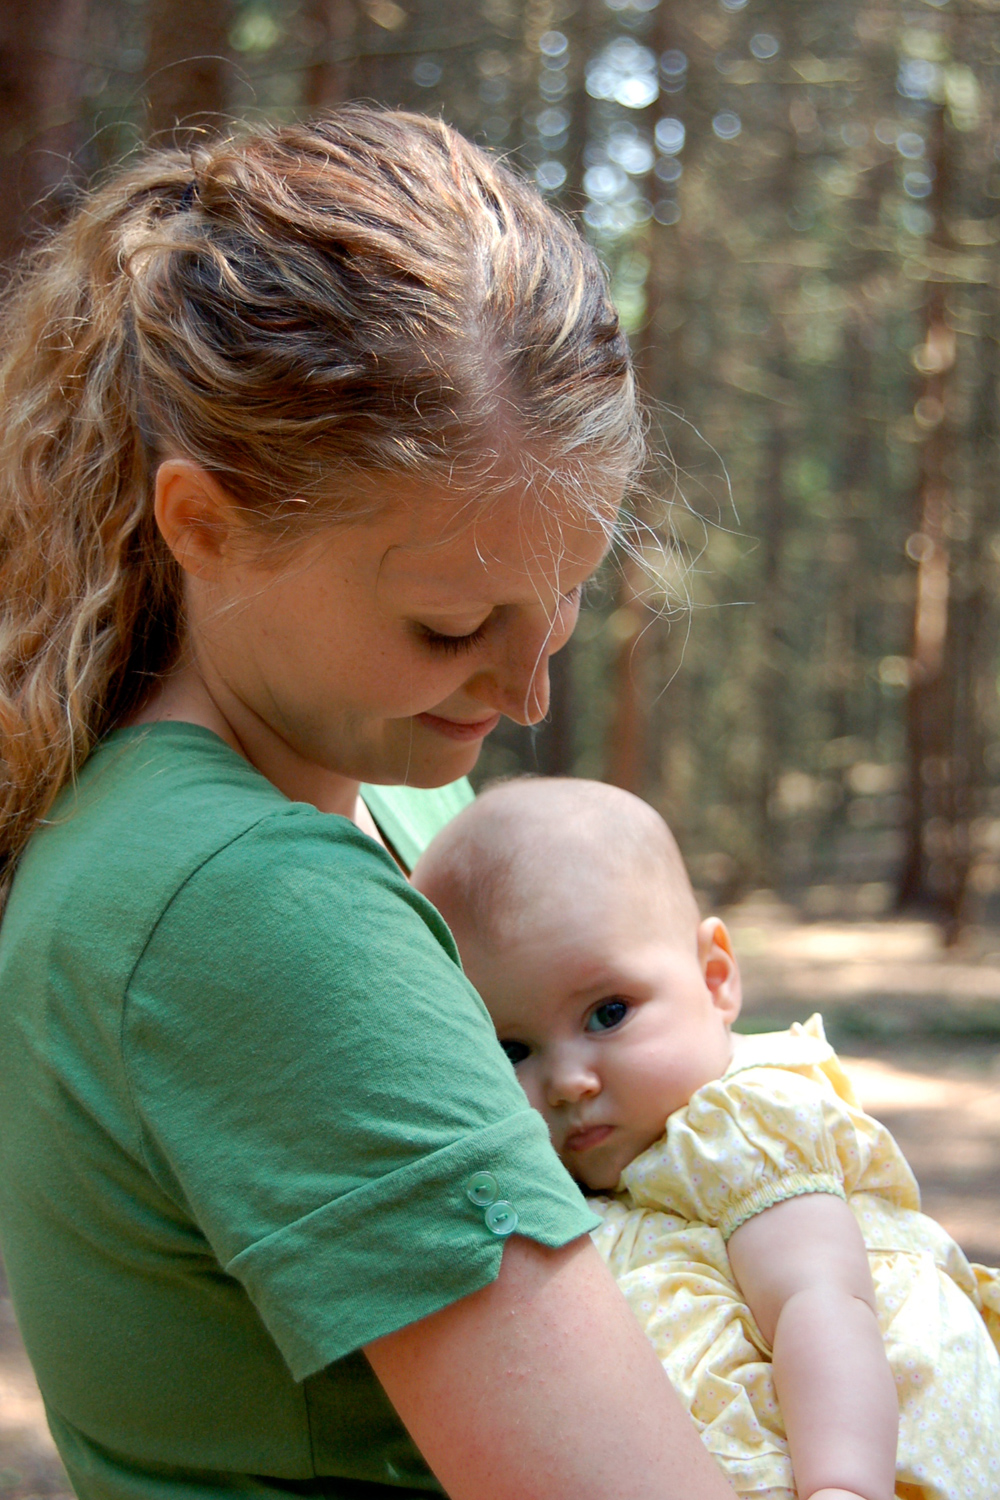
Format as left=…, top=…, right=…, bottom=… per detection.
left=153, top=459, right=234, bottom=579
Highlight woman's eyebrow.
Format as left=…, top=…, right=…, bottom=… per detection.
left=400, top=570, right=594, bottom=611
left=396, top=593, right=496, bottom=620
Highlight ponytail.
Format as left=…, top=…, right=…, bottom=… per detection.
left=0, top=163, right=191, bottom=903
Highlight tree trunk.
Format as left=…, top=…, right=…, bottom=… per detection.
left=144, top=0, right=235, bottom=147
left=530, top=0, right=598, bottom=779
left=302, top=0, right=360, bottom=111
left=604, top=551, right=653, bottom=792
left=602, top=0, right=675, bottom=795
left=897, top=99, right=961, bottom=927
left=752, top=366, right=789, bottom=888
left=535, top=646, right=575, bottom=777
left=0, top=0, right=89, bottom=274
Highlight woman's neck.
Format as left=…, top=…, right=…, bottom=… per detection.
left=130, top=662, right=363, bottom=820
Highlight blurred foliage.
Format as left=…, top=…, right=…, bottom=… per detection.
left=4, top=0, right=1000, bottom=924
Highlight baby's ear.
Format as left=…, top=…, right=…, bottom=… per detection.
left=698, top=917, right=742, bottom=1025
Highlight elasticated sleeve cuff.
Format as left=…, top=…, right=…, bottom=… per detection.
left=719, top=1173, right=846, bottom=1241
left=227, top=1109, right=601, bottom=1381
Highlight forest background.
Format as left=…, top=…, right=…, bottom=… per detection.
left=2, top=10, right=1000, bottom=1494
left=4, top=0, right=1000, bottom=934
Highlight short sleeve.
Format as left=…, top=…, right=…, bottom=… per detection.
left=619, top=1066, right=919, bottom=1241
left=123, top=807, right=598, bottom=1381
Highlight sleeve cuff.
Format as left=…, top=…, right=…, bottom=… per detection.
left=719, top=1173, right=846, bottom=1242
left=227, top=1110, right=601, bottom=1380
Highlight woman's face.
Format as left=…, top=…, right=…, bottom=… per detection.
left=180, top=476, right=615, bottom=799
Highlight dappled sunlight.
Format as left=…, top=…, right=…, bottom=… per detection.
left=845, top=1055, right=1000, bottom=1124
left=732, top=918, right=942, bottom=965
left=731, top=910, right=1000, bottom=1010
left=728, top=911, right=1000, bottom=1266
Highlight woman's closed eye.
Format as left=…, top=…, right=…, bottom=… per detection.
left=415, top=619, right=491, bottom=654
left=499, top=1038, right=530, bottom=1066
left=415, top=587, right=582, bottom=657
left=585, top=998, right=629, bottom=1033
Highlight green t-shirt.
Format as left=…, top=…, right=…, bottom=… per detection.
left=0, top=724, right=597, bottom=1500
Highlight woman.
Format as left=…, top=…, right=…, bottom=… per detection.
left=0, top=109, right=736, bottom=1500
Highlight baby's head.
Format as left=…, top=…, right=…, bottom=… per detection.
left=412, top=778, right=742, bottom=1190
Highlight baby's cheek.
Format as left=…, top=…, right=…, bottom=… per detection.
left=515, top=1066, right=549, bottom=1119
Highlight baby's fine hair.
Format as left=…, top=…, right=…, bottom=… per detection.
left=0, top=107, right=642, bottom=904
left=412, top=777, right=700, bottom=950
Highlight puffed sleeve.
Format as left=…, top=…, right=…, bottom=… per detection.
left=619, top=1063, right=920, bottom=1241
left=123, top=806, right=599, bottom=1382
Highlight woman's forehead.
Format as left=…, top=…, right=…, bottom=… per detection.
left=377, top=492, right=614, bottom=603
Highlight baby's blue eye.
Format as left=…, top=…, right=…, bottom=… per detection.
left=586, top=999, right=629, bottom=1032
left=500, top=1039, right=530, bottom=1066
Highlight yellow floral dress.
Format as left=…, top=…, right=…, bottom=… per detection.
left=589, top=1016, right=1000, bottom=1500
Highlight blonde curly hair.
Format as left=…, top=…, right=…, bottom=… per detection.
left=0, top=106, right=641, bottom=903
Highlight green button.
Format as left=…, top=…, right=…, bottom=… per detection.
left=465, top=1171, right=499, bottom=1207
left=484, top=1200, right=518, bottom=1237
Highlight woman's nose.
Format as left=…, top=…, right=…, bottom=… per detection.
left=486, top=657, right=551, bottom=727
left=466, top=607, right=575, bottom=726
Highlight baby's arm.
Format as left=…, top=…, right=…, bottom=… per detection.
left=727, top=1193, right=897, bottom=1500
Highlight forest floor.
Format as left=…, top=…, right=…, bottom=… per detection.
left=2, top=906, right=999, bottom=1499
left=729, top=898, right=1000, bottom=1269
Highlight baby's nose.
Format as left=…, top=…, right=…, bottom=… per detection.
left=545, top=1055, right=600, bottom=1107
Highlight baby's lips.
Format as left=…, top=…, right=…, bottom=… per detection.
left=563, top=1123, right=614, bottom=1154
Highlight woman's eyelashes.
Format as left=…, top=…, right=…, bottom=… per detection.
left=415, top=588, right=582, bottom=655
left=585, top=998, right=630, bottom=1032
left=415, top=619, right=491, bottom=654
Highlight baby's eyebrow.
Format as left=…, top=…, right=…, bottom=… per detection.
left=566, top=972, right=632, bottom=1001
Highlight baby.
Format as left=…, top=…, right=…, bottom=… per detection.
left=412, top=778, right=1000, bottom=1500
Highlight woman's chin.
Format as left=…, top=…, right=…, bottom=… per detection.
left=369, top=731, right=488, bottom=789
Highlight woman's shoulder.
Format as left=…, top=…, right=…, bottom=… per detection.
left=3, top=723, right=433, bottom=985
left=42, top=722, right=288, bottom=854
left=20, top=721, right=370, bottom=885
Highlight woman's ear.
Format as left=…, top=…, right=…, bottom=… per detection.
left=697, top=917, right=742, bottom=1026
left=154, top=459, right=240, bottom=580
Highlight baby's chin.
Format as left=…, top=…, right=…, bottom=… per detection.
left=560, top=1122, right=669, bottom=1193
left=559, top=1148, right=629, bottom=1194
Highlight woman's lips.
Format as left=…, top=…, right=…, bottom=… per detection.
left=415, top=711, right=501, bottom=743
left=563, top=1124, right=614, bottom=1155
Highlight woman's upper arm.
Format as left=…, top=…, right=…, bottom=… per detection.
left=124, top=809, right=599, bottom=1375
left=367, top=1231, right=739, bottom=1500
left=727, top=1193, right=877, bottom=1344
left=125, top=811, right=739, bottom=1497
